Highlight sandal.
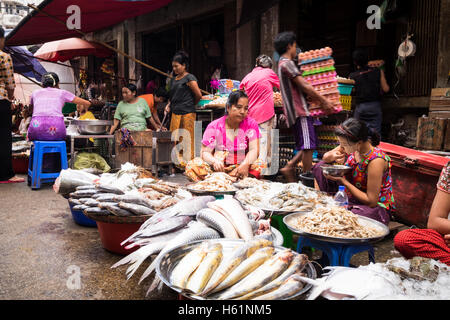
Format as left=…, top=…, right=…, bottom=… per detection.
left=0, top=176, right=25, bottom=184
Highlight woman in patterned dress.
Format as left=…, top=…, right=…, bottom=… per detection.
left=312, top=118, right=395, bottom=225
left=393, top=162, right=450, bottom=266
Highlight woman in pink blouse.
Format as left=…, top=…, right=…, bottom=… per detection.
left=185, top=91, right=264, bottom=181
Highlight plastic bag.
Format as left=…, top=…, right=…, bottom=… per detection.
left=73, top=152, right=111, bottom=173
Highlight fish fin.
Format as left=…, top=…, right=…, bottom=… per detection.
left=139, top=257, right=158, bottom=284
left=111, top=250, right=141, bottom=269
left=120, top=230, right=142, bottom=247
left=145, top=276, right=162, bottom=296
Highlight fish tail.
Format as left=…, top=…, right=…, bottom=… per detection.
left=145, top=276, right=162, bottom=296
left=120, top=230, right=142, bottom=246
left=138, top=258, right=158, bottom=284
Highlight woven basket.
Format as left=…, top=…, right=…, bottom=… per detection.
left=83, top=210, right=151, bottom=224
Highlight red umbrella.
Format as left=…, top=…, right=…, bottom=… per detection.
left=34, top=37, right=113, bottom=62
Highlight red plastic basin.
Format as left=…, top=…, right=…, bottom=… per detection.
left=96, top=221, right=144, bottom=255
left=12, top=156, right=29, bottom=174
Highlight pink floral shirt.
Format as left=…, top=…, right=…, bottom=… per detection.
left=202, top=116, right=261, bottom=165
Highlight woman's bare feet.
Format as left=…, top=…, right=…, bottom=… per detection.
left=0, top=176, right=25, bottom=183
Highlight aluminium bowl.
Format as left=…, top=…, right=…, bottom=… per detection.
left=320, top=164, right=352, bottom=177
left=72, top=119, right=113, bottom=135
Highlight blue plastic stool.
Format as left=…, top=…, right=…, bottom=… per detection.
left=296, top=237, right=376, bottom=267
left=340, top=244, right=375, bottom=267
left=296, top=236, right=342, bottom=266
left=28, top=141, right=68, bottom=190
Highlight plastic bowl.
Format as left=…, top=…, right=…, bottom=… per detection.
left=69, top=203, right=97, bottom=227
left=96, top=221, right=143, bottom=255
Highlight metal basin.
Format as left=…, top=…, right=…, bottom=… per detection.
left=320, top=164, right=352, bottom=177
left=72, top=119, right=112, bottom=135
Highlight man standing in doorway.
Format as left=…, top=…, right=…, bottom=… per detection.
left=274, top=31, right=334, bottom=182
left=0, top=26, right=23, bottom=183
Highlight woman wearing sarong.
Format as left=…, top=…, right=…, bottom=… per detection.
left=312, top=118, right=395, bottom=225
left=185, top=90, right=265, bottom=182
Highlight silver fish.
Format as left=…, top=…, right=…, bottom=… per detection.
left=92, top=193, right=118, bottom=200
left=251, top=274, right=305, bottom=300
left=84, top=207, right=109, bottom=216
left=96, top=195, right=120, bottom=202
left=120, top=215, right=192, bottom=246
left=139, top=196, right=215, bottom=230
left=196, top=208, right=239, bottom=239
left=207, top=198, right=253, bottom=240
left=140, top=222, right=221, bottom=291
left=98, top=202, right=121, bottom=209
left=78, top=198, right=93, bottom=204
left=72, top=189, right=98, bottom=197
left=69, top=198, right=82, bottom=206
left=76, top=185, right=97, bottom=191
left=123, top=228, right=185, bottom=250
left=73, top=204, right=89, bottom=211
left=111, top=241, right=167, bottom=280
left=114, top=194, right=155, bottom=209
left=96, top=184, right=125, bottom=195
left=118, top=202, right=156, bottom=216
left=102, top=203, right=134, bottom=217
left=216, top=249, right=294, bottom=300
left=83, top=199, right=100, bottom=207
left=237, top=254, right=308, bottom=300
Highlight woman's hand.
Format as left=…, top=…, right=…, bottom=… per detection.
left=212, top=159, right=224, bottom=172
left=324, top=173, right=347, bottom=184
left=165, top=102, right=171, bottom=114
left=445, top=234, right=450, bottom=247
left=232, top=163, right=250, bottom=179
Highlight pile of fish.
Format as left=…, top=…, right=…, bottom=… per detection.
left=303, top=257, right=450, bottom=300
left=137, top=181, right=189, bottom=212
left=233, top=177, right=268, bottom=189
left=236, top=182, right=335, bottom=212
left=166, top=239, right=310, bottom=300
left=69, top=184, right=159, bottom=217
left=111, top=197, right=281, bottom=294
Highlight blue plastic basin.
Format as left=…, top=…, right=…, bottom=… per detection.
left=69, top=203, right=97, bottom=227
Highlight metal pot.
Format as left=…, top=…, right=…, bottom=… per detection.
left=72, top=119, right=113, bottom=135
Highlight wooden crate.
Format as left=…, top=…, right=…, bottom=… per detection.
left=445, top=121, right=450, bottom=151
left=429, top=111, right=450, bottom=119
left=416, top=117, right=446, bottom=151
left=429, top=88, right=450, bottom=112
left=114, top=131, right=153, bottom=169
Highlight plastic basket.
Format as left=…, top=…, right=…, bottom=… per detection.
left=218, top=79, right=240, bottom=95
left=338, top=84, right=354, bottom=95
left=68, top=203, right=97, bottom=227
left=340, top=95, right=352, bottom=111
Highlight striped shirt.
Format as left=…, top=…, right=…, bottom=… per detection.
left=277, top=57, right=309, bottom=128
left=0, top=50, right=15, bottom=101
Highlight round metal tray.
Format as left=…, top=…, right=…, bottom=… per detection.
left=283, top=211, right=390, bottom=244
left=186, top=186, right=237, bottom=196
left=155, top=238, right=317, bottom=300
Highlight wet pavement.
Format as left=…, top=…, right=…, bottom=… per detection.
left=0, top=174, right=407, bottom=300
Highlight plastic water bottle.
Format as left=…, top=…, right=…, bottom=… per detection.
left=334, top=186, right=348, bottom=208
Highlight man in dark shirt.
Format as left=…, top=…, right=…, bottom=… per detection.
left=349, top=49, right=390, bottom=136
left=274, top=31, right=334, bottom=182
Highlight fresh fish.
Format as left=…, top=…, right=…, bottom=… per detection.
left=92, top=193, right=118, bottom=200
left=211, top=246, right=274, bottom=294
left=237, top=253, right=308, bottom=300
left=76, top=185, right=97, bottom=191
left=249, top=220, right=259, bottom=232
left=207, top=198, right=253, bottom=240
left=123, top=228, right=185, bottom=250
left=114, top=194, right=155, bottom=209
left=139, top=196, right=215, bottom=230
left=73, top=189, right=98, bottom=197
left=140, top=222, right=221, bottom=290
left=216, top=249, right=294, bottom=300
left=84, top=207, right=109, bottom=216
left=69, top=198, right=82, bottom=206
left=200, top=239, right=273, bottom=296
left=73, top=204, right=89, bottom=211
left=170, top=242, right=210, bottom=289
left=196, top=208, right=239, bottom=239
left=96, top=194, right=120, bottom=202
left=78, top=198, right=93, bottom=204
left=118, top=202, right=156, bottom=216
left=185, top=243, right=223, bottom=294
left=251, top=274, right=305, bottom=300
left=97, top=201, right=119, bottom=209
left=111, top=242, right=167, bottom=280
left=53, top=168, right=98, bottom=194
left=96, top=184, right=125, bottom=195
left=102, top=203, right=134, bottom=217
left=83, top=199, right=100, bottom=207
left=120, top=215, right=192, bottom=246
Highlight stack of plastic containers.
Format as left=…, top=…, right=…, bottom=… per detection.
left=299, top=47, right=343, bottom=116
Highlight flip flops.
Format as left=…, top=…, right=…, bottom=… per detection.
left=0, top=177, right=25, bottom=184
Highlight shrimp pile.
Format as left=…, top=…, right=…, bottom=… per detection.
left=292, top=207, right=384, bottom=239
